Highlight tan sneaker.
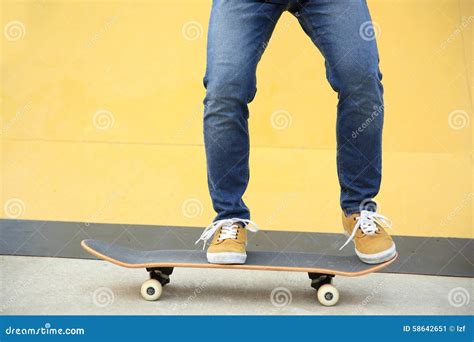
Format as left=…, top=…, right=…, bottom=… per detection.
left=340, top=210, right=396, bottom=264
left=195, top=219, right=259, bottom=264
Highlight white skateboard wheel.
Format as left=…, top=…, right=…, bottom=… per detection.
left=140, top=279, right=163, bottom=301
left=317, top=284, right=339, bottom=306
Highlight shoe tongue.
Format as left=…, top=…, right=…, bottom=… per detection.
left=359, top=217, right=378, bottom=234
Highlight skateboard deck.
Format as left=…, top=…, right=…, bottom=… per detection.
left=81, top=239, right=397, bottom=306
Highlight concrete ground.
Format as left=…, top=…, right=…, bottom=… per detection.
left=1, top=255, right=472, bottom=315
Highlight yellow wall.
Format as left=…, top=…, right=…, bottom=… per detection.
left=1, top=0, right=472, bottom=238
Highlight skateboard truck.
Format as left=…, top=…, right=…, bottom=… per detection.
left=147, top=267, right=174, bottom=286
left=308, top=272, right=334, bottom=290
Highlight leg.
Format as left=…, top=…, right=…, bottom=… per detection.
left=292, top=0, right=384, bottom=214
left=204, top=0, right=285, bottom=221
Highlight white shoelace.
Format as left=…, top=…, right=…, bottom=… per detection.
left=339, top=210, right=392, bottom=250
left=195, top=218, right=259, bottom=249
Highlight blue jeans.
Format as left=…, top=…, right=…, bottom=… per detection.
left=203, top=0, right=383, bottom=221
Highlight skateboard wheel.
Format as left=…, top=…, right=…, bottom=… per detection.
left=317, top=284, right=339, bottom=306
left=140, top=279, right=162, bottom=301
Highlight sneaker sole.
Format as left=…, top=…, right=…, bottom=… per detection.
left=207, top=252, right=247, bottom=264
left=355, top=243, right=397, bottom=264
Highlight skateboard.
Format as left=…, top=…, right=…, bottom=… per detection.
left=81, top=239, right=397, bottom=306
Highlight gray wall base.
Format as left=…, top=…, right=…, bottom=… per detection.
left=0, top=219, right=472, bottom=277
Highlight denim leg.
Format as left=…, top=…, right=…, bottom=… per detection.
left=292, top=0, right=384, bottom=214
left=204, top=0, right=285, bottom=221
